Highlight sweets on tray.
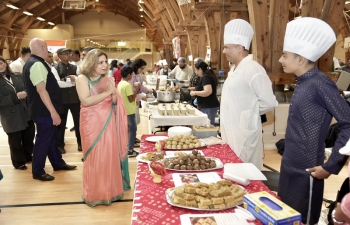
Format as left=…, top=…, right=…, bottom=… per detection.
left=141, top=152, right=164, bottom=161
left=156, top=134, right=202, bottom=150
left=170, top=180, right=246, bottom=209
left=163, top=150, right=216, bottom=170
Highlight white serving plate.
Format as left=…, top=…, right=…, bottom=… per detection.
left=145, top=136, right=168, bottom=143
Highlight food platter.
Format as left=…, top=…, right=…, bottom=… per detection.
left=145, top=136, right=168, bottom=143
left=136, top=152, right=164, bottom=163
left=163, top=140, right=207, bottom=150
left=165, top=184, right=247, bottom=211
left=163, top=157, right=223, bottom=172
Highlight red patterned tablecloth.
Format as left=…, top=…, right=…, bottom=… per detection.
left=131, top=135, right=275, bottom=225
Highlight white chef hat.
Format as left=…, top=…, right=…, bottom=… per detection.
left=161, top=59, right=168, bottom=66
left=224, top=19, right=254, bottom=50
left=283, top=17, right=336, bottom=62
left=339, top=139, right=350, bottom=156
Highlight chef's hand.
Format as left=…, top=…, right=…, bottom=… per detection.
left=141, top=96, right=147, bottom=101
left=306, top=166, right=331, bottom=179
left=190, top=91, right=196, bottom=96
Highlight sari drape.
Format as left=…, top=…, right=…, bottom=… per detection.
left=80, top=76, right=124, bottom=206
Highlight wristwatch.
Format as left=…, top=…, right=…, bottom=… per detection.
left=332, top=209, right=345, bottom=224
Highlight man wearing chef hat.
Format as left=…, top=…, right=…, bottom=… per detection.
left=220, top=19, right=277, bottom=170
left=278, top=17, right=350, bottom=225
left=158, top=59, right=171, bottom=76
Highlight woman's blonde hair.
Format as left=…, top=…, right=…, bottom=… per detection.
left=79, top=49, right=108, bottom=77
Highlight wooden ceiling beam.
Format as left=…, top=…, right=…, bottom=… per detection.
left=193, top=2, right=248, bottom=11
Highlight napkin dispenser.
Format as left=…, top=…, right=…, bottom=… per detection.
left=243, top=191, right=301, bottom=225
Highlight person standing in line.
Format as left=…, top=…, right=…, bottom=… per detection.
left=113, top=62, right=124, bottom=87
left=23, top=38, right=76, bottom=181
left=117, top=66, right=140, bottom=157
left=54, top=48, right=81, bottom=153
left=220, top=19, right=277, bottom=170
left=277, top=17, right=350, bottom=225
left=0, top=56, right=34, bottom=170
left=10, top=47, right=31, bottom=74
left=129, top=59, right=151, bottom=145
left=76, top=49, right=127, bottom=206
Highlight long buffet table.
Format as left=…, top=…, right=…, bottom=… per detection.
left=131, top=135, right=276, bottom=225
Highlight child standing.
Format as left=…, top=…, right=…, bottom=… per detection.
left=117, top=66, right=140, bottom=157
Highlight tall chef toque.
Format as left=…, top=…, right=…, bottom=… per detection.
left=283, top=17, right=336, bottom=62
left=224, top=19, right=254, bottom=50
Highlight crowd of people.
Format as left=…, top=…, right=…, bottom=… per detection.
left=0, top=16, right=350, bottom=224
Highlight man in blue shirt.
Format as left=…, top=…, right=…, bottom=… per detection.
left=278, top=18, right=350, bottom=224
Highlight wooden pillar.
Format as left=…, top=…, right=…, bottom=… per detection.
left=247, top=0, right=270, bottom=71
left=318, top=0, right=346, bottom=72
left=204, top=10, right=220, bottom=71
left=268, top=0, right=290, bottom=73
left=300, top=0, right=323, bottom=18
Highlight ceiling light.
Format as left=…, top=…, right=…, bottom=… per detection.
left=48, top=22, right=55, bottom=25
left=118, top=41, right=126, bottom=47
left=37, top=17, right=45, bottom=21
left=87, top=39, right=90, bottom=41
left=95, top=0, right=99, bottom=2
left=346, top=1, right=350, bottom=4
left=141, top=24, right=144, bottom=27
left=139, top=8, right=143, bottom=11
left=6, top=4, right=19, bottom=10
left=23, top=11, right=33, bottom=16
left=140, top=15, right=144, bottom=17
left=138, top=0, right=144, bottom=3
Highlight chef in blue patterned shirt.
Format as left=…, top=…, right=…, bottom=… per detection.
left=278, top=17, right=350, bottom=225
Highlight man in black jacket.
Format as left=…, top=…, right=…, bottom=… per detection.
left=55, top=48, right=81, bottom=153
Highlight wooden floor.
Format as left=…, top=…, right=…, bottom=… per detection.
left=0, top=110, right=348, bottom=224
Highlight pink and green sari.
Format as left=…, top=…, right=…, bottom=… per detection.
left=80, top=75, right=129, bottom=206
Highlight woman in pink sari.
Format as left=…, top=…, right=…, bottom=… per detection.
left=76, top=49, right=128, bottom=206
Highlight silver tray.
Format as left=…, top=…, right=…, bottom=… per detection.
left=165, top=186, right=247, bottom=211
left=163, top=157, right=223, bottom=172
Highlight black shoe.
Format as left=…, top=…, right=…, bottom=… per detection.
left=78, top=145, right=82, bottom=151
left=135, top=138, right=141, bottom=143
left=128, top=150, right=139, bottom=158
left=70, top=127, right=75, bottom=132
left=33, top=174, right=55, bottom=181
left=58, top=147, right=66, bottom=154
left=54, top=164, right=77, bottom=171
left=134, top=142, right=140, bottom=148
left=15, top=165, right=27, bottom=170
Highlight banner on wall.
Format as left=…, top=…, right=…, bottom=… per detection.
left=45, top=40, right=67, bottom=53
left=172, top=36, right=181, bottom=59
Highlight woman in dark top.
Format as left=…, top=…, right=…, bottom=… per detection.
left=0, top=56, right=34, bottom=170
left=189, top=61, right=220, bottom=125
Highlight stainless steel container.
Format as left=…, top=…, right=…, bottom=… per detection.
left=156, top=90, right=175, bottom=102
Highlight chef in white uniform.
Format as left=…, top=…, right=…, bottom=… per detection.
left=220, top=19, right=278, bottom=170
